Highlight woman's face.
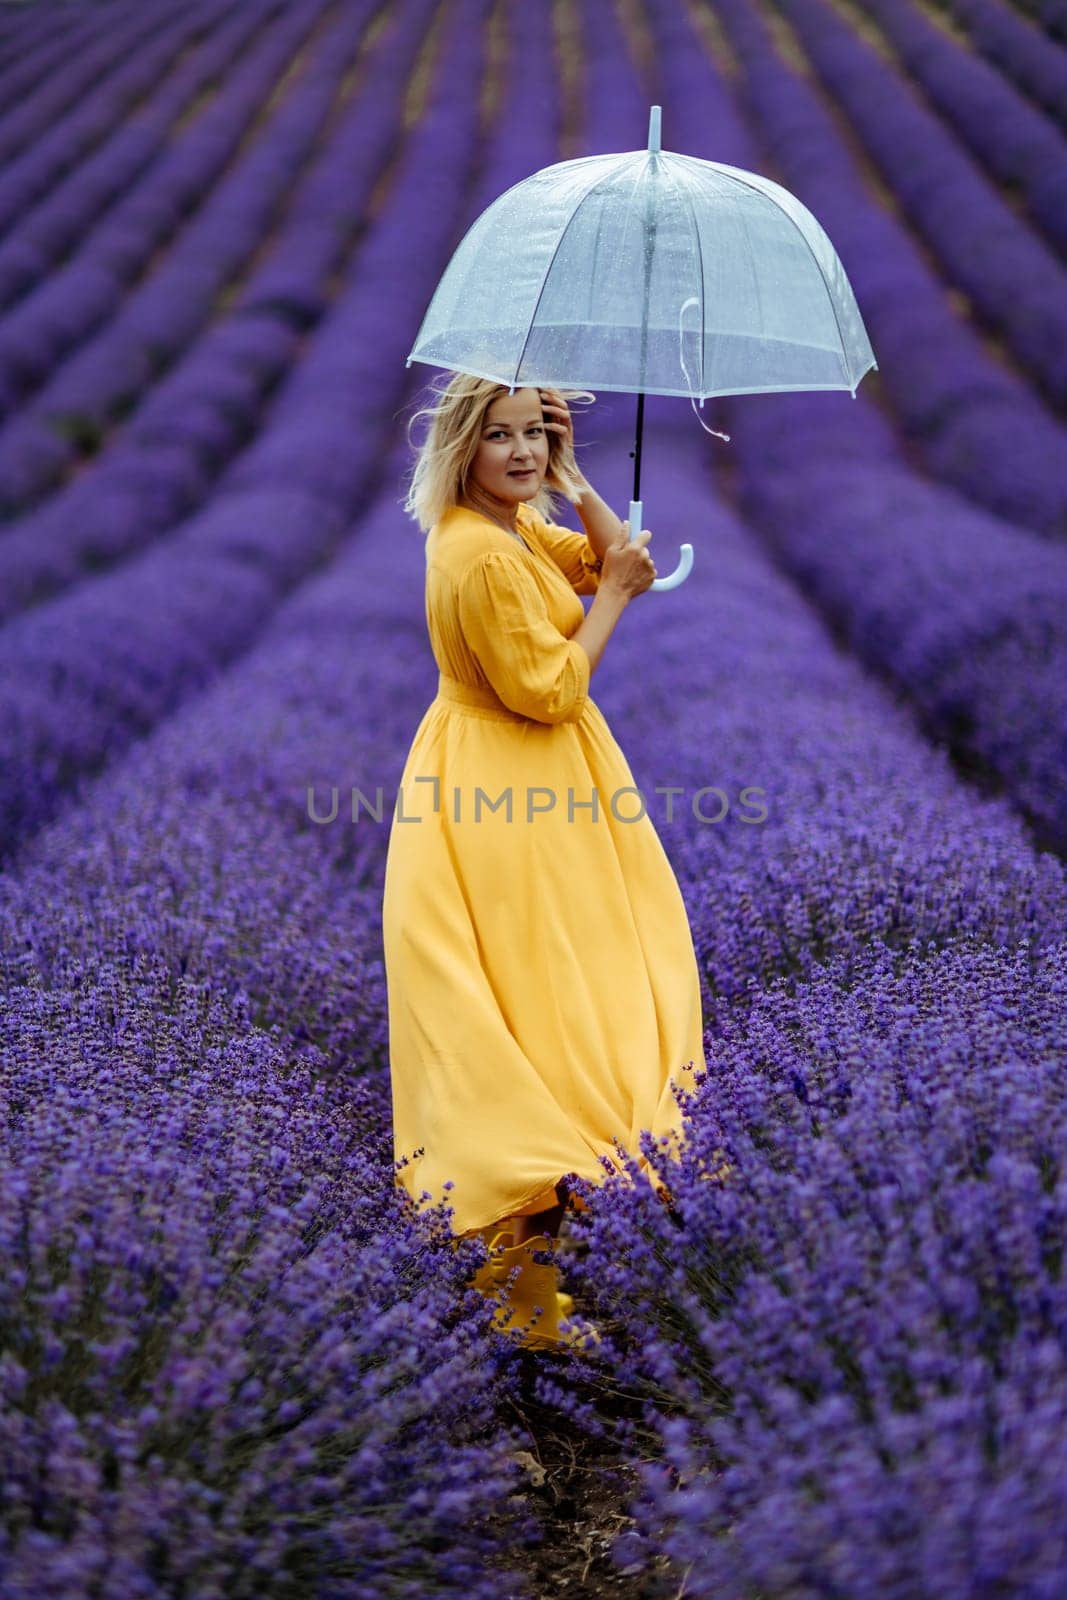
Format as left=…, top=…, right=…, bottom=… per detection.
left=467, top=388, right=549, bottom=510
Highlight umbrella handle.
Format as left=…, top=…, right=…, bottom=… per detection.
left=628, top=500, right=693, bottom=591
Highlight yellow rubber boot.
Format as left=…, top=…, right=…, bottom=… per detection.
left=468, top=1222, right=576, bottom=1322
left=469, top=1225, right=513, bottom=1296
left=477, top=1233, right=600, bottom=1353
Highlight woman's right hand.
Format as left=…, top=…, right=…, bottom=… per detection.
left=601, top=520, right=657, bottom=599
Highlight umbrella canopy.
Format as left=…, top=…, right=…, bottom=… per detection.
left=407, top=108, right=877, bottom=589
left=409, top=111, right=875, bottom=400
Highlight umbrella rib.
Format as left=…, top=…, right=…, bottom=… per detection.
left=792, top=220, right=850, bottom=387
left=511, top=155, right=645, bottom=387
left=677, top=157, right=851, bottom=386
left=673, top=165, right=707, bottom=398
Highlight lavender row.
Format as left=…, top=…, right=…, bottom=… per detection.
left=564, top=0, right=648, bottom=155
left=708, top=0, right=1067, bottom=537
left=0, top=0, right=486, bottom=863
left=608, top=422, right=1065, bottom=962
left=5, top=412, right=1063, bottom=1589
left=574, top=495, right=1067, bottom=1582
left=0, top=5, right=211, bottom=220
left=565, top=934, right=1067, bottom=1598
left=565, top=423, right=1067, bottom=1000
left=930, top=0, right=1067, bottom=136
left=0, top=4, right=106, bottom=114
left=0, top=8, right=567, bottom=1081
left=0, top=14, right=563, bottom=1592
left=0, top=0, right=334, bottom=456
left=0, top=931, right=534, bottom=1597
left=743, top=431, right=1067, bottom=852
left=771, top=0, right=1067, bottom=412
left=852, top=0, right=1067, bottom=259
left=1008, top=0, right=1067, bottom=41
left=561, top=24, right=1067, bottom=1584
left=0, top=0, right=340, bottom=500
left=5, top=319, right=1066, bottom=1600
left=560, top=0, right=1063, bottom=971
left=0, top=0, right=433, bottom=624
left=230, top=0, right=432, bottom=324
left=33, top=338, right=1040, bottom=1122
left=648, top=0, right=1067, bottom=852
left=0, top=0, right=284, bottom=313
left=0, top=3, right=168, bottom=161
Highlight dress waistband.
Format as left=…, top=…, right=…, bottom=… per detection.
left=435, top=673, right=526, bottom=722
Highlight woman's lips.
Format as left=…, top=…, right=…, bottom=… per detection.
left=509, top=469, right=534, bottom=478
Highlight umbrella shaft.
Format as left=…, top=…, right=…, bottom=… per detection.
left=631, top=391, right=644, bottom=507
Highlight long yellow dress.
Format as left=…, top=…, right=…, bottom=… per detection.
left=383, top=499, right=707, bottom=1240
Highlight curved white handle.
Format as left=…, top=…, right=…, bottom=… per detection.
left=628, top=500, right=693, bottom=591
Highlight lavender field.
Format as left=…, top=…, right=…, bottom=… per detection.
left=2, top=0, right=1066, bottom=1594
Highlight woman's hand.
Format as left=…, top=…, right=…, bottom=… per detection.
left=539, top=387, right=584, bottom=485
left=600, top=520, right=657, bottom=600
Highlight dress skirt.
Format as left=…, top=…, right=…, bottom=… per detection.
left=383, top=667, right=707, bottom=1240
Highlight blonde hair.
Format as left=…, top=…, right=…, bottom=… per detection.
left=401, top=372, right=594, bottom=534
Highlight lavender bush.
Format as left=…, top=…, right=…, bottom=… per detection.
left=0, top=0, right=487, bottom=858
left=0, top=0, right=433, bottom=619
left=0, top=6, right=577, bottom=1593
left=644, top=0, right=1067, bottom=851
left=0, top=7, right=210, bottom=229
left=0, top=3, right=282, bottom=313
left=772, top=0, right=1067, bottom=409
left=851, top=0, right=1067, bottom=258
left=710, top=0, right=1067, bottom=539
left=929, top=0, right=1067, bottom=132
left=566, top=934, right=1067, bottom=1598
left=0, top=958, right=536, bottom=1599
left=0, top=0, right=329, bottom=446
left=554, top=10, right=1067, bottom=1595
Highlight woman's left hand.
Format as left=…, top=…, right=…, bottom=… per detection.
left=539, top=388, right=583, bottom=483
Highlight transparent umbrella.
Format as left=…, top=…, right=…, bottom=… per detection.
left=407, top=106, right=877, bottom=591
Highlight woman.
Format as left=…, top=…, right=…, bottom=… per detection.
left=384, top=373, right=706, bottom=1348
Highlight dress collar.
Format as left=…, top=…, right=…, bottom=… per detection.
left=445, top=501, right=535, bottom=553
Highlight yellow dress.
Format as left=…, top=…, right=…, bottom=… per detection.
left=383, top=499, right=707, bottom=1240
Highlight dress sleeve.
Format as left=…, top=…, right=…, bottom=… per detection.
left=526, top=509, right=603, bottom=595
left=456, top=550, right=590, bottom=725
